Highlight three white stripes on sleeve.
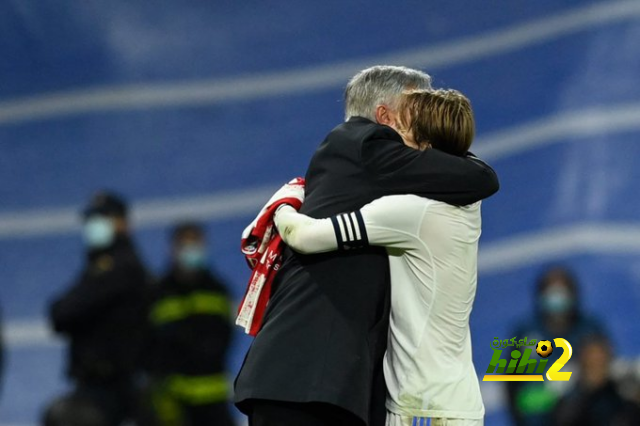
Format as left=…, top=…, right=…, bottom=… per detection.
left=331, top=211, right=368, bottom=250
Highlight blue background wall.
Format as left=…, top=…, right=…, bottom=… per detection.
left=1, top=1, right=640, bottom=424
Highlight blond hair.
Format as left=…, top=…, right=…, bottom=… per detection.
left=397, top=89, right=475, bottom=156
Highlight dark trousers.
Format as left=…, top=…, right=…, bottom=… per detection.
left=180, top=403, right=234, bottom=426
left=43, top=380, right=136, bottom=426
left=248, top=399, right=364, bottom=426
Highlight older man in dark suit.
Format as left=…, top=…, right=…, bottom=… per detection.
left=235, top=65, right=500, bottom=426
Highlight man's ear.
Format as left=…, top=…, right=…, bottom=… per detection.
left=375, top=105, right=394, bottom=125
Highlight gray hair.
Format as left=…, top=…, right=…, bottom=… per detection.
left=344, top=65, right=433, bottom=121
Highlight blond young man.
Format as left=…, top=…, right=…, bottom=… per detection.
left=274, top=89, right=486, bottom=426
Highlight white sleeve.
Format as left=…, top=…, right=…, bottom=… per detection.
left=357, top=196, right=424, bottom=250
left=274, top=205, right=338, bottom=254
left=275, top=196, right=423, bottom=254
left=323, top=197, right=422, bottom=251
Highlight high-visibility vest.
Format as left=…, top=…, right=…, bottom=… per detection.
left=150, top=291, right=230, bottom=325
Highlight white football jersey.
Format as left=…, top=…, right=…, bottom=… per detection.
left=275, top=194, right=485, bottom=419
left=361, top=195, right=484, bottom=419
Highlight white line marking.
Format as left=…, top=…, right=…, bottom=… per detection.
left=475, top=103, right=640, bottom=161
left=478, top=223, right=640, bottom=273
left=481, top=381, right=507, bottom=414
left=0, top=99, right=637, bottom=241
left=0, top=185, right=279, bottom=239
left=1, top=0, right=639, bottom=125
left=4, top=320, right=62, bottom=349
left=9, top=222, right=640, bottom=349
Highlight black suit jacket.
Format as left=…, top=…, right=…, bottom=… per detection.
left=234, top=117, right=499, bottom=424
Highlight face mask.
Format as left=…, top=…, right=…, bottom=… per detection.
left=541, top=289, right=574, bottom=314
left=177, top=245, right=207, bottom=271
left=83, top=216, right=116, bottom=249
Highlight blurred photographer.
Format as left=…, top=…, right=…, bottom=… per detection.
left=45, top=192, right=149, bottom=426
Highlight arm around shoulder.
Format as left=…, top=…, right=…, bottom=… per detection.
left=362, top=131, right=499, bottom=205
